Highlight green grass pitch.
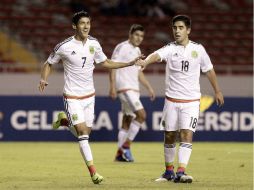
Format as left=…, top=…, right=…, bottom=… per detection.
left=0, top=142, right=252, bottom=190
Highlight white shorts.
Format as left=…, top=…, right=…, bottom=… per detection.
left=118, top=90, right=144, bottom=117
left=160, top=99, right=200, bottom=132
left=63, top=96, right=95, bottom=127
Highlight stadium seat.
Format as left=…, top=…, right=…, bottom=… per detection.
left=0, top=0, right=252, bottom=74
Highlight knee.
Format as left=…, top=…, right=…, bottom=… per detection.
left=122, top=115, right=133, bottom=130
left=135, top=110, right=146, bottom=123
left=77, top=130, right=86, bottom=136
left=75, top=123, right=91, bottom=136
left=164, top=131, right=177, bottom=144
left=180, top=129, right=193, bottom=143
left=122, top=121, right=130, bottom=130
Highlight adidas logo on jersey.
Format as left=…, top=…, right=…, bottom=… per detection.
left=71, top=51, right=76, bottom=55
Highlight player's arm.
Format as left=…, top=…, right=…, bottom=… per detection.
left=38, top=61, right=52, bottom=92
left=137, top=53, right=161, bottom=69
left=138, top=71, right=155, bottom=101
left=100, top=59, right=136, bottom=69
left=109, top=69, right=117, bottom=100
left=205, top=69, right=224, bottom=106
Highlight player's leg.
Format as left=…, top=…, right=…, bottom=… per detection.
left=120, top=108, right=145, bottom=162
left=115, top=114, right=133, bottom=161
left=65, top=96, right=103, bottom=184
left=119, top=91, right=145, bottom=162
left=52, top=111, right=68, bottom=130
left=174, top=101, right=200, bottom=183
left=156, top=100, right=178, bottom=182
left=118, top=114, right=132, bottom=148
left=52, top=111, right=78, bottom=137
left=115, top=91, right=141, bottom=162
left=75, top=123, right=103, bottom=184
left=174, top=129, right=193, bottom=183
left=156, top=131, right=178, bottom=182
left=52, top=96, right=79, bottom=137
left=124, top=108, right=146, bottom=146
left=114, top=94, right=132, bottom=161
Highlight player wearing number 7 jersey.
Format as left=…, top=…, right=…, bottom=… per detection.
left=38, top=11, right=140, bottom=185
left=137, top=15, right=224, bottom=183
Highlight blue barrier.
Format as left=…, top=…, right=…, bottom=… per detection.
left=0, top=96, right=253, bottom=141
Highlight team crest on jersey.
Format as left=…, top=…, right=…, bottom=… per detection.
left=89, top=46, right=95, bottom=54
left=72, top=114, right=78, bottom=121
left=191, top=51, right=198, bottom=58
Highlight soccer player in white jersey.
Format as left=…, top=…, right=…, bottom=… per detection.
left=109, top=24, right=155, bottom=162
left=137, top=15, right=224, bottom=183
left=38, top=11, right=141, bottom=185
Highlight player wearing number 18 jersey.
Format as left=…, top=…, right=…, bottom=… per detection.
left=160, top=41, right=213, bottom=100
left=137, top=15, right=224, bottom=183
left=38, top=11, right=140, bottom=185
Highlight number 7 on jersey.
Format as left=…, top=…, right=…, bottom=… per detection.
left=82, top=57, right=86, bottom=68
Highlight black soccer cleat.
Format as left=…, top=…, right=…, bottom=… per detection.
left=155, top=170, right=175, bottom=182
left=174, top=171, right=193, bottom=183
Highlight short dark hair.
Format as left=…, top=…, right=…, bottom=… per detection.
left=72, top=11, right=90, bottom=25
left=172, top=15, right=191, bottom=28
left=129, top=24, right=145, bottom=35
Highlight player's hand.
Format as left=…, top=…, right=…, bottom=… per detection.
left=135, top=58, right=145, bottom=66
left=131, top=55, right=145, bottom=66
left=109, top=88, right=117, bottom=100
left=215, top=91, right=224, bottom=107
left=149, top=89, right=156, bottom=101
left=38, top=79, right=48, bottom=92
left=136, top=59, right=147, bottom=71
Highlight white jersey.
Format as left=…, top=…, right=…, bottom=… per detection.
left=155, top=41, right=213, bottom=100
left=47, top=36, right=107, bottom=96
left=111, top=40, right=141, bottom=91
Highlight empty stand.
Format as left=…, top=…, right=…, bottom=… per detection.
left=0, top=0, right=252, bottom=74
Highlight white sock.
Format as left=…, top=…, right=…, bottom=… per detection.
left=164, top=144, right=176, bottom=166
left=178, top=142, right=192, bottom=167
left=118, top=129, right=128, bottom=148
left=78, top=135, right=93, bottom=162
left=127, top=120, right=141, bottom=141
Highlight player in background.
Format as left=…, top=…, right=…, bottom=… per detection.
left=109, top=24, right=155, bottom=162
left=38, top=11, right=141, bottom=185
left=136, top=15, right=224, bottom=183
